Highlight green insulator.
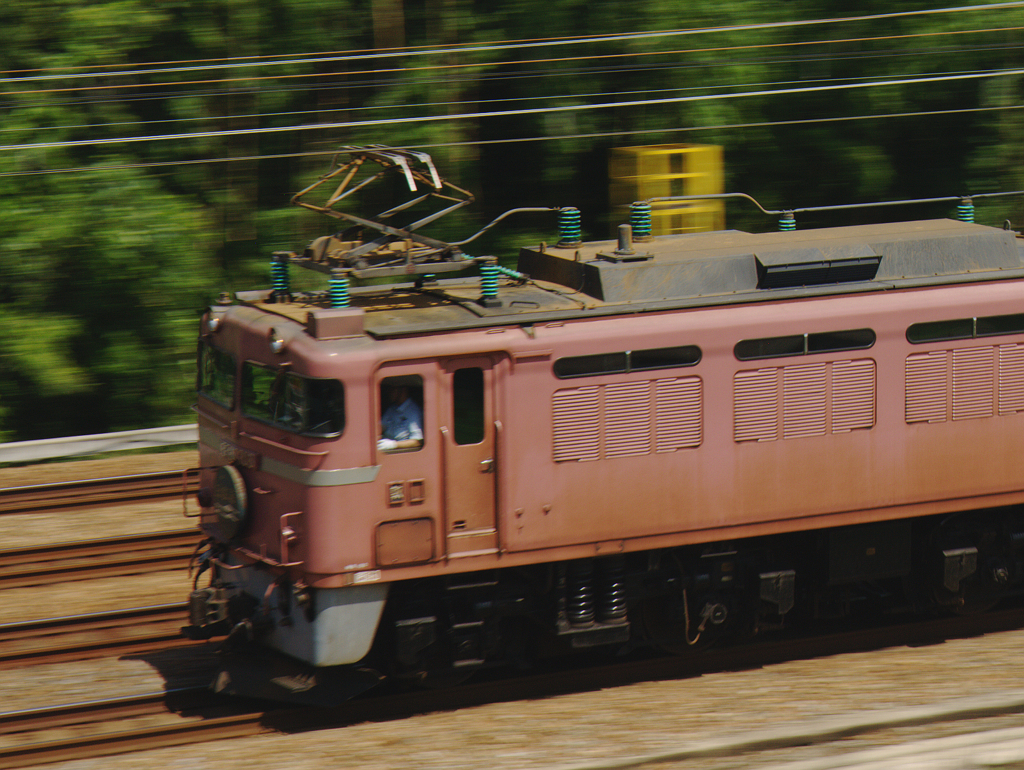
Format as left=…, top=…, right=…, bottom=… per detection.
left=558, top=207, right=582, bottom=247
left=630, top=202, right=653, bottom=242
left=496, top=265, right=527, bottom=281
left=778, top=213, right=796, bottom=231
left=271, top=257, right=291, bottom=293
left=329, top=274, right=350, bottom=308
left=480, top=259, right=499, bottom=299
left=957, top=198, right=974, bottom=223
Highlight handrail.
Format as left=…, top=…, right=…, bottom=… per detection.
left=439, top=425, right=450, bottom=563
left=493, top=419, right=503, bottom=555
left=236, top=431, right=329, bottom=458
left=645, top=190, right=1024, bottom=216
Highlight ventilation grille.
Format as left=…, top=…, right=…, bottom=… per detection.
left=832, top=359, right=877, bottom=432
left=604, top=382, right=651, bottom=458
left=552, top=377, right=702, bottom=462
left=734, top=369, right=779, bottom=442
left=952, top=347, right=994, bottom=420
left=552, top=386, right=600, bottom=462
left=655, top=378, right=703, bottom=452
left=906, top=343, right=1024, bottom=423
left=783, top=363, right=827, bottom=439
left=999, top=344, right=1024, bottom=414
left=735, top=359, right=875, bottom=442
left=905, top=351, right=947, bottom=423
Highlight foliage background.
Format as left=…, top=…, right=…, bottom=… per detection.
left=0, top=0, right=1021, bottom=440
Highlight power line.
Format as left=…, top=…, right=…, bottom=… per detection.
left=3, top=103, right=1020, bottom=179
left=7, top=59, right=1018, bottom=136
left=3, top=68, right=1021, bottom=153
left=9, top=37, right=1023, bottom=101
left=3, top=22, right=1019, bottom=113
left=2, top=1, right=1021, bottom=85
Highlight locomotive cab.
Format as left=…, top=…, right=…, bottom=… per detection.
left=188, top=305, right=517, bottom=700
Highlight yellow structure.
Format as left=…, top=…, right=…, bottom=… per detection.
left=609, top=144, right=725, bottom=236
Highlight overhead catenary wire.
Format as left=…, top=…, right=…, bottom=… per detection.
left=6, top=39, right=1023, bottom=110
left=6, top=59, right=1019, bottom=136
left=2, top=102, right=1020, bottom=179
left=2, top=24, right=1021, bottom=101
left=8, top=44, right=1022, bottom=117
left=3, top=68, right=1021, bottom=154
left=0, top=1, right=1019, bottom=184
left=2, top=0, right=1021, bottom=84
left=1, top=11, right=1018, bottom=128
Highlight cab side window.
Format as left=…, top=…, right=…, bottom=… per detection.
left=378, top=375, right=425, bottom=452
left=453, top=367, right=484, bottom=445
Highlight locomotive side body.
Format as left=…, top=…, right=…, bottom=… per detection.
left=188, top=215, right=1024, bottom=702
left=504, top=280, right=1024, bottom=554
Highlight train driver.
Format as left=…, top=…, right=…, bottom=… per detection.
left=377, top=381, right=424, bottom=452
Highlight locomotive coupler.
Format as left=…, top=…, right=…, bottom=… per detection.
left=183, top=585, right=232, bottom=639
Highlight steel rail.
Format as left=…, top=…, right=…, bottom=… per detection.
left=2, top=607, right=1024, bottom=769
left=0, top=707, right=264, bottom=769
left=0, top=530, right=198, bottom=589
left=0, top=469, right=199, bottom=515
left=0, top=690, right=191, bottom=736
left=0, top=604, right=196, bottom=669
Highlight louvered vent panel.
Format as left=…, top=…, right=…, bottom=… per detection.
left=832, top=359, right=876, bottom=432
left=906, top=352, right=948, bottom=423
left=998, top=343, right=1024, bottom=414
left=604, top=381, right=652, bottom=458
left=654, top=377, right=702, bottom=452
left=552, top=386, right=601, bottom=462
left=952, top=346, right=994, bottom=421
left=783, top=363, right=827, bottom=439
left=734, top=369, right=779, bottom=442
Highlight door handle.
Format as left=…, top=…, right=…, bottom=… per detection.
left=480, top=458, right=495, bottom=473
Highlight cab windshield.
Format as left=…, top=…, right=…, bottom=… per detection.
left=197, top=341, right=236, bottom=407
left=242, top=362, right=345, bottom=437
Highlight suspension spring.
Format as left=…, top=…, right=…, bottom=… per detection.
left=600, top=555, right=628, bottom=623
left=567, top=559, right=596, bottom=627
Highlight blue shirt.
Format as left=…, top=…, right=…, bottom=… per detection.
left=381, top=398, right=424, bottom=442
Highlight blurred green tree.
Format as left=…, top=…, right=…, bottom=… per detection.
left=0, top=0, right=1021, bottom=441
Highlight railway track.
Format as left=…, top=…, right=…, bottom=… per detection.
left=0, top=689, right=265, bottom=770
left=2, top=457, right=1023, bottom=767
left=0, top=603, right=198, bottom=669
left=4, top=607, right=1024, bottom=769
left=7, top=674, right=1024, bottom=770
left=0, top=469, right=199, bottom=515
left=0, top=529, right=198, bottom=589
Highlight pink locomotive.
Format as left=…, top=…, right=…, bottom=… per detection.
left=187, top=148, right=1024, bottom=703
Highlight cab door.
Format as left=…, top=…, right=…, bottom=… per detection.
left=441, top=356, right=500, bottom=557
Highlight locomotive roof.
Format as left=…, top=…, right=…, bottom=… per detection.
left=237, top=218, right=1024, bottom=339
